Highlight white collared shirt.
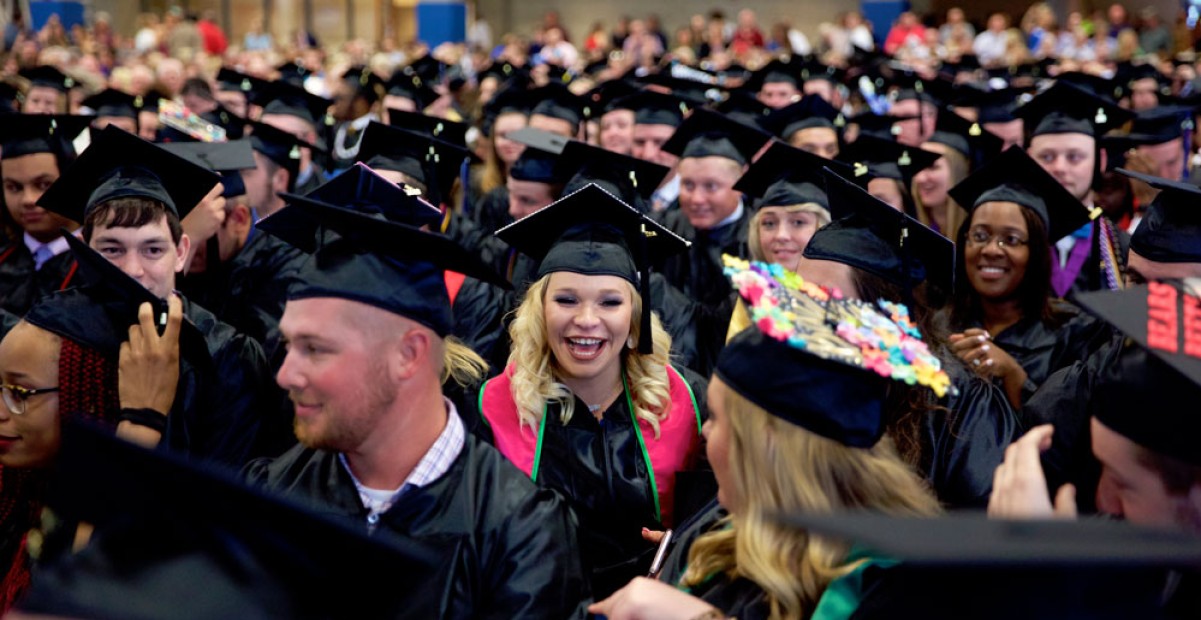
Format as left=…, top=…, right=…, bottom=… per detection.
left=24, top=232, right=70, bottom=270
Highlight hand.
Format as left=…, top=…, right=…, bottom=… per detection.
left=948, top=329, right=1020, bottom=379
left=988, top=424, right=1077, bottom=519
left=641, top=527, right=665, bottom=544
left=119, top=296, right=183, bottom=415
left=181, top=184, right=227, bottom=246
left=588, top=577, right=720, bottom=620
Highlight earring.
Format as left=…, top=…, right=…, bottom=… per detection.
left=627, top=336, right=636, bottom=349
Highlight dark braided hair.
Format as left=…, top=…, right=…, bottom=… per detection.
left=0, top=336, right=119, bottom=613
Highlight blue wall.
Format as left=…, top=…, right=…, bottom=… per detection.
left=417, top=0, right=467, bottom=46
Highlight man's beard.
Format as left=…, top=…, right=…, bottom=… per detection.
left=292, top=362, right=398, bottom=452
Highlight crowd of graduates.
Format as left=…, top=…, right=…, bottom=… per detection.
left=0, top=4, right=1197, bottom=619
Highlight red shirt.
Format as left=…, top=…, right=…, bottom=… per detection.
left=198, top=20, right=228, bottom=55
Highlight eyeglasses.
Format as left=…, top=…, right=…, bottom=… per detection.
left=967, top=228, right=1029, bottom=250
left=1, top=384, right=59, bottom=416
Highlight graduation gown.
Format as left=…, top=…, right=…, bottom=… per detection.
left=244, top=434, right=590, bottom=619
left=471, top=364, right=708, bottom=598
left=0, top=243, right=77, bottom=317
left=1056, top=217, right=1129, bottom=302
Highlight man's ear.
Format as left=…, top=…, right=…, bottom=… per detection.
left=174, top=233, right=192, bottom=273
left=1098, top=147, right=1108, bottom=174
left=272, top=167, right=291, bottom=194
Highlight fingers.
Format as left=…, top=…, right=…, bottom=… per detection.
left=161, top=294, right=184, bottom=343
left=1054, top=484, right=1078, bottom=518
left=641, top=527, right=665, bottom=544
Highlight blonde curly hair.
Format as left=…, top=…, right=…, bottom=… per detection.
left=507, top=274, right=674, bottom=436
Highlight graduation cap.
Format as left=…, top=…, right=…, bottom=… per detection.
left=0, top=114, right=93, bottom=159
left=528, top=82, right=586, bottom=129
left=404, top=55, right=448, bottom=84
left=356, top=121, right=467, bottom=206
left=660, top=107, right=771, bottom=165
left=495, top=183, right=689, bottom=353
left=1054, top=71, right=1122, bottom=102
left=555, top=138, right=671, bottom=208
left=386, top=71, right=439, bottom=110
left=634, top=73, right=721, bottom=105
left=846, top=112, right=912, bottom=141
left=385, top=109, right=468, bottom=147
left=734, top=140, right=863, bottom=210
left=777, top=512, right=1201, bottom=619
left=743, top=58, right=802, bottom=92
left=254, top=80, right=332, bottom=128
left=159, top=139, right=256, bottom=199
left=24, top=233, right=206, bottom=358
left=713, top=90, right=775, bottom=127
left=245, top=119, right=312, bottom=182
left=610, top=90, right=692, bottom=127
left=887, top=70, right=953, bottom=108
left=947, top=146, right=1094, bottom=242
left=928, top=108, right=1005, bottom=164
left=340, top=66, right=386, bottom=103
left=20, top=421, right=445, bottom=620
left=258, top=191, right=509, bottom=336
left=1116, top=169, right=1201, bottom=263
left=307, top=162, right=443, bottom=228
left=1122, top=62, right=1171, bottom=93
left=939, top=54, right=982, bottom=77
left=718, top=256, right=952, bottom=447
left=798, top=60, right=846, bottom=86
left=275, top=60, right=312, bottom=86
left=508, top=146, right=568, bottom=185
left=19, top=65, right=74, bottom=93
left=1014, top=81, right=1134, bottom=138
left=38, top=126, right=220, bottom=224
left=582, top=79, right=640, bottom=119
left=804, top=167, right=954, bottom=292
left=1119, top=105, right=1196, bottom=146
left=81, top=88, right=140, bottom=122
left=215, top=67, right=271, bottom=98
left=478, top=61, right=530, bottom=88
left=1076, top=280, right=1201, bottom=467
left=506, top=126, right=570, bottom=154
left=758, top=95, right=845, bottom=140
left=839, top=134, right=939, bottom=185
left=949, top=86, right=1028, bottom=124
left=484, top=84, right=536, bottom=118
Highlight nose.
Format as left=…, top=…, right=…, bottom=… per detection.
left=573, top=304, right=600, bottom=329
left=21, top=188, right=40, bottom=208
left=275, top=350, right=304, bottom=392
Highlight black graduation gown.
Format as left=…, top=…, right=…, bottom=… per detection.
left=243, top=435, right=590, bottom=619
left=292, top=161, right=329, bottom=196
left=469, top=367, right=709, bottom=599
left=170, top=296, right=273, bottom=468
left=657, top=497, right=727, bottom=586
left=449, top=275, right=509, bottom=371
left=0, top=243, right=77, bottom=317
left=1061, top=219, right=1130, bottom=302
left=472, top=185, right=512, bottom=238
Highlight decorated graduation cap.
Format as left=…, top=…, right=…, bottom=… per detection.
left=495, top=183, right=689, bottom=353
left=81, top=88, right=141, bottom=122
left=528, top=82, right=586, bottom=129
left=20, top=421, right=445, bottom=620
left=1115, top=169, right=1201, bottom=263
left=610, top=90, right=692, bottom=127
left=758, top=95, right=846, bottom=140
left=216, top=67, right=271, bottom=97
left=20, top=65, right=74, bottom=93
left=1014, top=81, right=1133, bottom=138
left=160, top=139, right=256, bottom=199
left=948, top=146, right=1094, bottom=242
left=24, top=233, right=206, bottom=358
left=386, top=71, right=439, bottom=110
left=805, top=167, right=955, bottom=292
left=356, top=121, right=466, bottom=206
left=1076, top=280, right=1201, bottom=467
left=258, top=187, right=509, bottom=336
left=839, top=134, right=939, bottom=185
left=718, top=255, right=952, bottom=447
left=780, top=512, right=1201, bottom=619
left=661, top=107, right=771, bottom=165
left=386, top=109, right=469, bottom=147
left=340, top=65, right=386, bottom=103
left=734, top=140, right=862, bottom=211
left=254, top=79, right=332, bottom=128
left=38, top=125, right=220, bottom=224
left=0, top=114, right=93, bottom=160
left=555, top=138, right=671, bottom=209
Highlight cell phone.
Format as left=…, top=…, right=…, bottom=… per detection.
left=647, top=528, right=673, bottom=579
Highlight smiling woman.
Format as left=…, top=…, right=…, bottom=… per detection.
left=471, top=185, right=708, bottom=598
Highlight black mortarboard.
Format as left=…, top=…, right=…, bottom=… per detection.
left=386, top=71, right=439, bottom=110
left=340, top=66, right=385, bottom=103
left=245, top=119, right=310, bottom=182
left=404, top=55, right=448, bottom=84
left=847, top=112, right=911, bottom=141
left=356, top=121, right=466, bottom=206
left=583, top=79, right=640, bottom=119
left=495, top=183, right=688, bottom=352
left=1117, top=168, right=1201, bottom=263
left=1077, top=281, right=1201, bottom=467
left=928, top=109, right=1005, bottom=165
left=254, top=80, right=332, bottom=128
left=758, top=95, right=845, bottom=140
left=1054, top=71, right=1123, bottom=102
left=1120, top=105, right=1196, bottom=145
left=555, top=138, right=670, bottom=207
left=275, top=60, right=312, bottom=86
left=506, top=126, right=570, bottom=154
left=20, top=65, right=73, bottom=93
left=0, top=114, right=93, bottom=159
left=634, top=73, right=721, bottom=105
left=21, top=421, right=444, bottom=620
left=385, top=109, right=468, bottom=147
left=307, top=162, right=443, bottom=228
left=160, top=139, right=256, bottom=199
left=539, top=63, right=576, bottom=86
left=799, top=60, right=847, bottom=86
left=81, top=88, right=140, bottom=121
left=661, top=108, right=771, bottom=165
left=839, top=134, right=939, bottom=185
left=939, top=54, right=981, bottom=77
left=734, top=140, right=862, bottom=211
left=215, top=67, right=271, bottom=97
left=258, top=193, right=508, bottom=336
left=528, top=83, right=586, bottom=129
left=478, top=61, right=530, bottom=88
left=610, top=90, right=692, bottom=127
left=135, top=90, right=164, bottom=114
left=781, top=512, right=1201, bottom=619
left=805, top=167, right=954, bottom=292
left=39, top=126, right=219, bottom=223
left=483, top=84, right=536, bottom=118
left=888, top=70, right=954, bottom=109
left=508, top=146, right=568, bottom=185
left=713, top=90, right=775, bottom=127
left=950, top=86, right=1028, bottom=124
left=24, top=233, right=205, bottom=357
left=1015, top=82, right=1134, bottom=138
left=743, top=58, right=802, bottom=92
left=1122, top=62, right=1171, bottom=92
left=948, top=146, right=1094, bottom=242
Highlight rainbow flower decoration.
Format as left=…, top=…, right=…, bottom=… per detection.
left=723, top=255, right=954, bottom=398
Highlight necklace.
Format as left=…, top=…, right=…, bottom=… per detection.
left=585, top=383, right=625, bottom=415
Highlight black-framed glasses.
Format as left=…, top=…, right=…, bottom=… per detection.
left=1, top=384, right=59, bottom=415
left=967, top=228, right=1029, bottom=250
